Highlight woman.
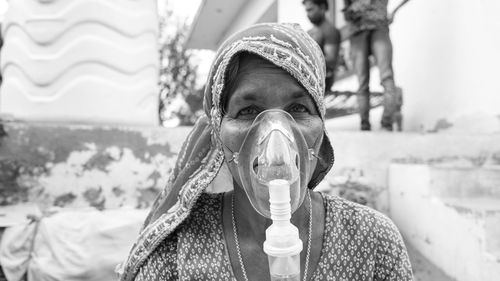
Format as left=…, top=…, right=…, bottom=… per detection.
left=119, top=23, right=413, bottom=281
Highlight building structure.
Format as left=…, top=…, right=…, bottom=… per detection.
left=186, top=0, right=500, bottom=132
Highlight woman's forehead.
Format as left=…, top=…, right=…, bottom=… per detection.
left=206, top=23, right=327, bottom=124
left=236, top=54, right=292, bottom=76
left=224, top=54, right=309, bottom=104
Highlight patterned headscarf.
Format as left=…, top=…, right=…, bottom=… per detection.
left=118, top=23, right=334, bottom=281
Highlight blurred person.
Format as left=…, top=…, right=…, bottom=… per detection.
left=303, top=0, right=341, bottom=94
left=343, top=0, right=410, bottom=131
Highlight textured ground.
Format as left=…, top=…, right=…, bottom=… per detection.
left=406, top=241, right=456, bottom=281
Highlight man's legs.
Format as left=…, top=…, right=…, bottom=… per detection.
left=325, top=67, right=334, bottom=95
left=350, top=30, right=371, bottom=130
left=371, top=26, right=398, bottom=131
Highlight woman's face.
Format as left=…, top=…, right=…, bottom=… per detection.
left=220, top=55, right=324, bottom=194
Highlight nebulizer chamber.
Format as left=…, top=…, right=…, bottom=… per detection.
left=263, top=180, right=302, bottom=281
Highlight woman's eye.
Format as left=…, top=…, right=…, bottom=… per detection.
left=237, top=106, right=260, bottom=117
left=288, top=104, right=309, bottom=113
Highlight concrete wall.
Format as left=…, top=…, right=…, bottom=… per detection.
left=321, top=126, right=500, bottom=213
left=0, top=121, right=188, bottom=210
left=389, top=164, right=500, bottom=281
left=3, top=120, right=500, bottom=216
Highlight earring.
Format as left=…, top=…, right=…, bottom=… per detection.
left=308, top=148, right=321, bottom=161
left=228, top=152, right=239, bottom=165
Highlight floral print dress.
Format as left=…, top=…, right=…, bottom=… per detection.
left=135, top=192, right=413, bottom=281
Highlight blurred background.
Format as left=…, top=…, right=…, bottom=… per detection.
left=0, top=0, right=499, bottom=280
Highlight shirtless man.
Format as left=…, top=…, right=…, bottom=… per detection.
left=303, top=0, right=341, bottom=93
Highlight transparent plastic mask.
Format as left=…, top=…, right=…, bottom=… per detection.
left=232, top=110, right=314, bottom=218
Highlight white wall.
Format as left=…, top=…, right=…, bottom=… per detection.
left=223, top=0, right=277, bottom=41
left=390, top=0, right=500, bottom=131
left=0, top=0, right=160, bottom=126
left=277, top=0, right=311, bottom=29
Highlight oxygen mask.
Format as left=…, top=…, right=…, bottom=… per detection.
left=229, top=109, right=315, bottom=218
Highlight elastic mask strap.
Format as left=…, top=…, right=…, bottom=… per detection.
left=221, top=137, right=320, bottom=166
left=308, top=134, right=326, bottom=167
left=218, top=135, right=240, bottom=165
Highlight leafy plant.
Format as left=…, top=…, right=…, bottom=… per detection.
left=158, top=7, right=201, bottom=126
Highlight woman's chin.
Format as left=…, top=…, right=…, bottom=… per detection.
left=253, top=193, right=271, bottom=217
